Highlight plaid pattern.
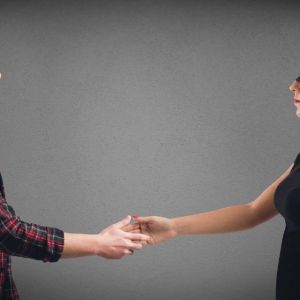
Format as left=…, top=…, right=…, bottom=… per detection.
left=0, top=173, right=64, bottom=299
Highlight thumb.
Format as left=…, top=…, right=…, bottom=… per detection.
left=114, top=215, right=131, bottom=228
left=132, top=215, right=152, bottom=223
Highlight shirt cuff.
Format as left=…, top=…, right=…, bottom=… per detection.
left=43, top=227, right=64, bottom=263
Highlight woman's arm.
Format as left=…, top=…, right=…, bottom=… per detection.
left=174, top=163, right=294, bottom=235
left=172, top=204, right=254, bottom=235
left=131, top=163, right=294, bottom=244
left=131, top=205, right=254, bottom=245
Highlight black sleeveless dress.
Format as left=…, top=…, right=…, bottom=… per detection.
left=274, top=153, right=300, bottom=299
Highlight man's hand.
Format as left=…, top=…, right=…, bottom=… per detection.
left=95, top=215, right=150, bottom=259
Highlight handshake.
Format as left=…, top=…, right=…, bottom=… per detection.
left=62, top=215, right=177, bottom=260
left=62, top=204, right=253, bottom=260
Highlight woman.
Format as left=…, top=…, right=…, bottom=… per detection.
left=131, top=77, right=300, bottom=300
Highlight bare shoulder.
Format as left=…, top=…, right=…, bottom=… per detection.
left=247, top=163, right=294, bottom=226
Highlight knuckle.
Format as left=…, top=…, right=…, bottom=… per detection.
left=133, top=243, right=142, bottom=249
left=124, top=239, right=131, bottom=246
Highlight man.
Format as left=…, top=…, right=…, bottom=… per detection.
left=0, top=73, right=149, bottom=299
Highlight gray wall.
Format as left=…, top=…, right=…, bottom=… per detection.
left=1, top=0, right=300, bottom=299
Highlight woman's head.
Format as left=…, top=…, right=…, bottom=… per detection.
left=290, top=77, right=300, bottom=118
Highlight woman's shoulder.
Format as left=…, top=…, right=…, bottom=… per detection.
left=294, top=152, right=300, bottom=164
left=290, top=152, right=300, bottom=173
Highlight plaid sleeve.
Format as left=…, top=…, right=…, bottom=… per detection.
left=0, top=199, right=64, bottom=263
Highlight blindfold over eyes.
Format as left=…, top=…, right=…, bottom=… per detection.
left=296, top=76, right=300, bottom=82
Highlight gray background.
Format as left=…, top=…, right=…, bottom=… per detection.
left=1, top=0, right=300, bottom=299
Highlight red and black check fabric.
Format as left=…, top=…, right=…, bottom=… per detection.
left=0, top=173, right=64, bottom=299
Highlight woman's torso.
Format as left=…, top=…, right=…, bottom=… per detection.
left=274, top=153, right=300, bottom=299
left=274, top=153, right=300, bottom=232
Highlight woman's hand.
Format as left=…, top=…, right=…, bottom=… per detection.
left=128, top=216, right=178, bottom=245
left=95, top=215, right=150, bottom=259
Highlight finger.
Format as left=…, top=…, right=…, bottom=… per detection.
left=121, top=224, right=132, bottom=232
left=125, top=241, right=143, bottom=250
left=123, top=249, right=133, bottom=255
left=120, top=239, right=143, bottom=249
left=132, top=216, right=152, bottom=223
left=125, top=232, right=150, bottom=242
left=113, top=215, right=131, bottom=229
left=128, top=229, right=141, bottom=234
left=121, top=223, right=140, bottom=232
left=117, top=248, right=134, bottom=256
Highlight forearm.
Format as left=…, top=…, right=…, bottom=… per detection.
left=61, top=233, right=96, bottom=258
left=0, top=213, right=64, bottom=262
left=172, top=203, right=255, bottom=236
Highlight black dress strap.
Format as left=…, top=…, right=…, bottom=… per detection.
left=290, top=153, right=300, bottom=173
left=0, top=172, right=5, bottom=198
left=294, top=153, right=300, bottom=165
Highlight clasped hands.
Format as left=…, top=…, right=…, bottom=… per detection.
left=96, top=215, right=176, bottom=259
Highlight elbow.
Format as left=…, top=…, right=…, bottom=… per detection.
left=245, top=204, right=261, bottom=229
left=0, top=217, right=25, bottom=254
left=246, top=203, right=277, bottom=229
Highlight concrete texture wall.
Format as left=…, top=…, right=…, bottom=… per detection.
left=1, top=0, right=300, bottom=299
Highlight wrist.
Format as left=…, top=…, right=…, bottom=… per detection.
left=62, top=233, right=98, bottom=258
left=170, top=218, right=179, bottom=238
left=93, top=235, right=108, bottom=257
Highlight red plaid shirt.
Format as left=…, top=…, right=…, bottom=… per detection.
left=0, top=173, right=64, bottom=299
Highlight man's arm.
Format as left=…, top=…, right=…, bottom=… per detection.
left=62, top=216, right=150, bottom=259
left=0, top=198, right=64, bottom=262
left=0, top=197, right=149, bottom=260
